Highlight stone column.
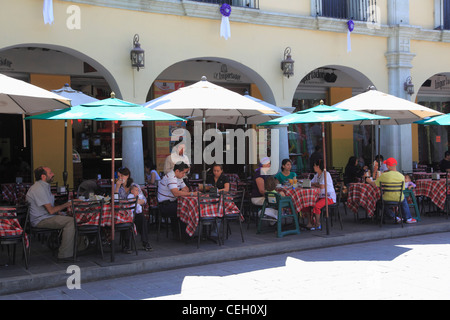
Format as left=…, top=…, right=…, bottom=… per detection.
left=382, top=0, right=416, bottom=172
left=121, top=120, right=145, bottom=185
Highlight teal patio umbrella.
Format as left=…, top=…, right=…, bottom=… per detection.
left=27, top=92, right=186, bottom=261
left=415, top=114, right=450, bottom=126
left=259, top=101, right=389, bottom=235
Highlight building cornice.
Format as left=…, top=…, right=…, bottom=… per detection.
left=61, top=0, right=450, bottom=43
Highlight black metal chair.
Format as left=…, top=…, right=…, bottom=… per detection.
left=445, top=173, right=450, bottom=219
left=197, top=192, right=222, bottom=248
left=113, top=198, right=138, bottom=256
left=145, top=185, right=159, bottom=225
left=322, top=182, right=344, bottom=230
left=0, top=205, right=29, bottom=269
left=72, top=199, right=104, bottom=261
left=222, top=189, right=245, bottom=243
left=24, top=205, right=62, bottom=257
left=380, top=181, right=405, bottom=227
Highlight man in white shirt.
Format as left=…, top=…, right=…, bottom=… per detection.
left=157, top=162, right=193, bottom=238
left=158, top=162, right=193, bottom=203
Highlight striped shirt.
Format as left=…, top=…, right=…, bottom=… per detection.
left=157, top=170, right=186, bottom=202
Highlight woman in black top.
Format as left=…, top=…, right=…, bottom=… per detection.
left=206, top=164, right=230, bottom=192
left=343, top=156, right=366, bottom=186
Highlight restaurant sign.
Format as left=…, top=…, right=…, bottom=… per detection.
left=0, top=57, right=13, bottom=70
left=213, top=64, right=241, bottom=82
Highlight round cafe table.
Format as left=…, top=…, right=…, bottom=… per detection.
left=414, top=179, right=447, bottom=211
left=346, top=183, right=381, bottom=218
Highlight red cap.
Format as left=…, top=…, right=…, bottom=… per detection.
left=384, top=157, right=397, bottom=167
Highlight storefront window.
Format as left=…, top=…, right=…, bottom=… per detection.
left=417, top=101, right=450, bottom=165
left=288, top=99, right=323, bottom=173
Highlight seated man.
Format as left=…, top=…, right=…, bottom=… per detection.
left=157, top=162, right=194, bottom=231
left=439, top=151, right=450, bottom=173
left=26, top=166, right=77, bottom=261
left=365, top=158, right=417, bottom=224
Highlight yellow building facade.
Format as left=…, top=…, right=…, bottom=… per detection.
left=1, top=0, right=450, bottom=185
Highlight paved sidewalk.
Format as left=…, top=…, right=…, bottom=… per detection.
left=1, top=208, right=450, bottom=296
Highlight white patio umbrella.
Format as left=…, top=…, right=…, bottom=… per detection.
left=144, top=76, right=279, bottom=183
left=332, top=86, right=443, bottom=166
left=0, top=73, right=70, bottom=114
left=0, top=73, right=71, bottom=161
left=51, top=84, right=99, bottom=186
left=189, top=92, right=293, bottom=125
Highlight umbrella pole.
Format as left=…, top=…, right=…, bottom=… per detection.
left=202, top=110, right=206, bottom=191
left=63, top=120, right=68, bottom=187
left=111, top=121, right=115, bottom=262
left=322, top=122, right=330, bottom=235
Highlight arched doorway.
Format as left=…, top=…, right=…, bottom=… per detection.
left=0, top=45, right=117, bottom=186
left=290, top=65, right=374, bottom=172
left=142, top=58, right=277, bottom=177
left=416, top=72, right=450, bottom=166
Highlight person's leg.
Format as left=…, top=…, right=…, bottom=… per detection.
left=400, top=199, right=413, bottom=220
left=37, top=215, right=75, bottom=259
left=312, top=198, right=333, bottom=228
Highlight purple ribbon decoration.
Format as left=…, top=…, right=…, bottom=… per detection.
left=220, top=3, right=232, bottom=17
left=220, top=3, right=231, bottom=40
left=347, top=20, right=354, bottom=52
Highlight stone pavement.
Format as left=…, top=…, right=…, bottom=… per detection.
left=1, top=207, right=450, bottom=296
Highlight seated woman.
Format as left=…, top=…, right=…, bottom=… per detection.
left=251, top=157, right=272, bottom=206
left=274, top=159, right=297, bottom=185
left=206, top=164, right=230, bottom=192
left=114, top=167, right=150, bottom=252
left=343, top=156, right=366, bottom=186
left=303, top=159, right=336, bottom=230
left=144, top=161, right=161, bottom=186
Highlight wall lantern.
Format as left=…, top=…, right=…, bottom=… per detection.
left=281, top=47, right=294, bottom=78
left=130, top=34, right=145, bottom=71
left=404, top=76, right=414, bottom=95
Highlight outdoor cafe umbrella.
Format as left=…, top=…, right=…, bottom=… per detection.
left=415, top=113, right=450, bottom=126
left=51, top=84, right=99, bottom=186
left=259, top=101, right=389, bottom=235
left=144, top=76, right=279, bottom=184
left=332, top=87, right=443, bottom=166
left=26, top=92, right=186, bottom=261
left=0, top=73, right=70, bottom=114
left=189, top=92, right=292, bottom=126
left=0, top=73, right=71, bottom=149
left=188, top=92, right=293, bottom=177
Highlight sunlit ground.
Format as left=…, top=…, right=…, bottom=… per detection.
left=147, top=242, right=450, bottom=300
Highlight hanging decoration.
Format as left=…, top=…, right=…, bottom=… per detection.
left=43, top=0, right=54, bottom=25
left=347, top=20, right=354, bottom=52
left=220, top=3, right=232, bottom=40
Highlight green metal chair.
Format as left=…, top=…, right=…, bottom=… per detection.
left=403, top=189, right=421, bottom=222
left=257, top=192, right=300, bottom=238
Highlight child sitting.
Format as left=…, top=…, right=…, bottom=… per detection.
left=128, top=184, right=146, bottom=214
left=404, top=174, right=416, bottom=189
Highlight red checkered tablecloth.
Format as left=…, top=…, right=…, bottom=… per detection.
left=177, top=195, right=241, bottom=237
left=1, top=183, right=32, bottom=204
left=415, top=179, right=447, bottom=210
left=0, top=208, right=29, bottom=247
left=346, top=183, right=381, bottom=217
left=278, top=187, right=320, bottom=214
left=68, top=200, right=134, bottom=227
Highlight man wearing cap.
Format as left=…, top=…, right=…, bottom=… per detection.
left=366, top=157, right=417, bottom=224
